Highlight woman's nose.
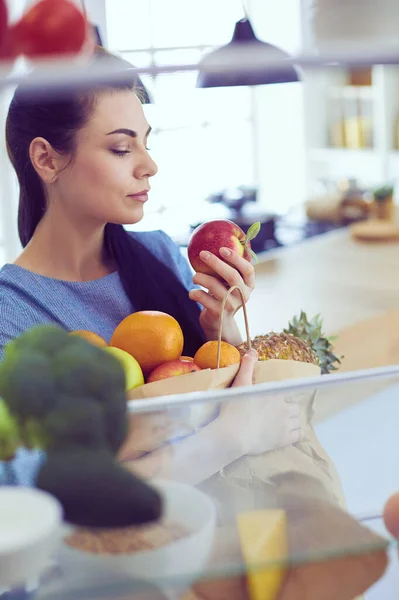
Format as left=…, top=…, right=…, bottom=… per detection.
left=135, top=148, right=158, bottom=179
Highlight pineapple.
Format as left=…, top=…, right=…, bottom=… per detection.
left=237, top=312, right=341, bottom=375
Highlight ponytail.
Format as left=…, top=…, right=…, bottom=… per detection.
left=17, top=163, right=46, bottom=248
left=105, top=224, right=206, bottom=356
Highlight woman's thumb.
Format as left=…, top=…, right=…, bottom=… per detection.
left=231, top=349, right=258, bottom=388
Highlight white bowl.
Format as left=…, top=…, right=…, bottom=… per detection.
left=58, top=480, right=216, bottom=593
left=0, top=487, right=63, bottom=589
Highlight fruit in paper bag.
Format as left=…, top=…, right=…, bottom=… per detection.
left=104, top=346, right=144, bottom=391
left=147, top=359, right=201, bottom=383
left=194, top=340, right=241, bottom=370
left=110, top=310, right=184, bottom=376
left=237, top=311, right=341, bottom=374
left=187, top=219, right=260, bottom=276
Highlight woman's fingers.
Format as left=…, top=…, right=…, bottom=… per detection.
left=188, top=288, right=223, bottom=316
left=199, top=250, right=248, bottom=290
left=218, top=247, right=256, bottom=289
left=118, top=412, right=176, bottom=462
left=231, top=349, right=258, bottom=387
left=192, top=272, right=242, bottom=310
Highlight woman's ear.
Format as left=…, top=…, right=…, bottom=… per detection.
left=29, top=137, right=66, bottom=184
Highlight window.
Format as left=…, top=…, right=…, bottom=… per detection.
left=105, top=0, right=257, bottom=239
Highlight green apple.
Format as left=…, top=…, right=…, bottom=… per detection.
left=104, top=347, right=144, bottom=391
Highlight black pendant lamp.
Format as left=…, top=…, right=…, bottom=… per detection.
left=197, top=18, right=300, bottom=88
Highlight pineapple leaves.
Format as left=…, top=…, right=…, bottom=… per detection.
left=283, top=310, right=343, bottom=375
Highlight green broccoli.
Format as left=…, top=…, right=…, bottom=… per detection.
left=0, top=325, right=127, bottom=455
left=37, top=447, right=162, bottom=528
left=0, top=399, right=20, bottom=461
left=0, top=350, right=57, bottom=421
left=0, top=325, right=162, bottom=528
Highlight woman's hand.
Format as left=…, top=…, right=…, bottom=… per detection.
left=189, top=248, right=255, bottom=347
left=117, top=411, right=180, bottom=463
left=123, top=351, right=302, bottom=485
left=118, top=351, right=259, bottom=465
left=219, top=349, right=304, bottom=455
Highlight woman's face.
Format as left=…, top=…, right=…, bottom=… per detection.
left=53, top=90, right=158, bottom=226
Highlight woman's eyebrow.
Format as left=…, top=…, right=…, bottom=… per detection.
left=106, top=126, right=152, bottom=138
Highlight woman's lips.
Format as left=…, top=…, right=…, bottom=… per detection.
left=128, top=190, right=149, bottom=203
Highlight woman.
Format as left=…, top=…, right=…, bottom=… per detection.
left=0, top=48, right=302, bottom=486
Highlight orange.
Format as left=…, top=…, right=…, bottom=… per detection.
left=69, top=330, right=108, bottom=348
left=110, top=311, right=184, bottom=376
left=194, top=340, right=241, bottom=370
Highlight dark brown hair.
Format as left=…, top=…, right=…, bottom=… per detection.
left=5, top=48, right=206, bottom=356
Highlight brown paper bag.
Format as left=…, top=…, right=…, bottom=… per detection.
left=125, top=366, right=238, bottom=456
left=218, top=377, right=347, bottom=513
left=127, top=365, right=239, bottom=401
left=198, top=288, right=346, bottom=520
left=255, top=359, right=321, bottom=384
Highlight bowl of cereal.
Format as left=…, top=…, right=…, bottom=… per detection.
left=57, top=480, right=216, bottom=592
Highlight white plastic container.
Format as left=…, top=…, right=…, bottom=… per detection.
left=0, top=488, right=62, bottom=590
left=58, top=480, right=216, bottom=594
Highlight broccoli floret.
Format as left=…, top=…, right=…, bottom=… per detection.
left=44, top=395, right=106, bottom=451
left=102, top=400, right=128, bottom=455
left=0, top=350, right=57, bottom=421
left=0, top=325, right=159, bottom=528
left=20, top=418, right=48, bottom=451
left=52, top=342, right=125, bottom=401
left=36, top=447, right=162, bottom=528
left=0, top=399, right=20, bottom=460
left=0, top=325, right=127, bottom=455
left=4, top=325, right=72, bottom=359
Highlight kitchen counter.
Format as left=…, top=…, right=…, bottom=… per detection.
left=249, top=227, right=399, bottom=356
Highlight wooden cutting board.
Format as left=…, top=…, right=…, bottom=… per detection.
left=350, top=219, right=399, bottom=242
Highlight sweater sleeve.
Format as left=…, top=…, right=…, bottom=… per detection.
left=0, top=289, right=45, bottom=361
left=0, top=295, right=29, bottom=361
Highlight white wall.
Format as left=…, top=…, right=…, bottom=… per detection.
left=249, top=0, right=307, bottom=215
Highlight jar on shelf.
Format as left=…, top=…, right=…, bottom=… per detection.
left=372, top=185, right=395, bottom=220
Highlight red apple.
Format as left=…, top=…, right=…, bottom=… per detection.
left=187, top=219, right=260, bottom=276
left=147, top=359, right=202, bottom=383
